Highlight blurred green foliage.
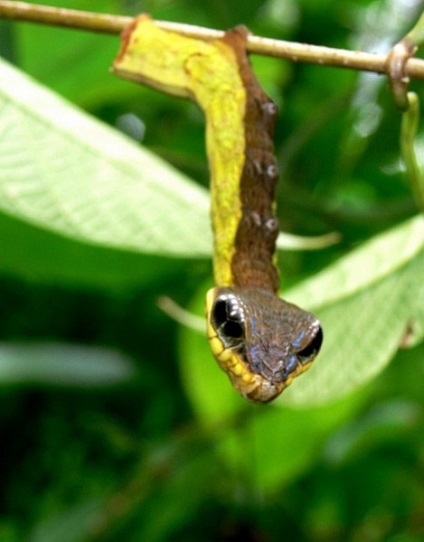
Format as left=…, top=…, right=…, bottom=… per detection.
left=0, top=0, right=424, bottom=541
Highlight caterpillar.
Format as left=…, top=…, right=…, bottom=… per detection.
left=113, top=16, right=323, bottom=402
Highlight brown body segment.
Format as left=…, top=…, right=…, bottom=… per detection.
left=222, top=28, right=280, bottom=292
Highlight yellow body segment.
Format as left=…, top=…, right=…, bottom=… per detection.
left=114, top=16, right=246, bottom=287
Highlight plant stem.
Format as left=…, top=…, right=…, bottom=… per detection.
left=401, top=93, right=424, bottom=212
left=1, top=1, right=424, bottom=80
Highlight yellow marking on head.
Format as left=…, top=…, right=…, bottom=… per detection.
left=231, top=363, right=243, bottom=376
left=208, top=336, right=223, bottom=356
left=242, top=372, right=254, bottom=383
left=217, top=348, right=234, bottom=364
left=205, top=288, right=216, bottom=315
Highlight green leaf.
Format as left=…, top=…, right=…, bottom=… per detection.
left=288, top=215, right=424, bottom=310
left=0, top=56, right=211, bottom=258
left=282, top=215, right=424, bottom=406
left=217, top=390, right=366, bottom=493
left=323, top=399, right=422, bottom=466
left=0, top=342, right=135, bottom=387
left=0, top=211, right=188, bottom=288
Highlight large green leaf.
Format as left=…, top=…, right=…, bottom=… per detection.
left=216, top=390, right=367, bottom=493
left=0, top=56, right=211, bottom=258
left=288, top=215, right=424, bottom=309
left=283, top=215, right=424, bottom=406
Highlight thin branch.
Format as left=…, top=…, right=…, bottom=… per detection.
left=1, top=1, right=424, bottom=80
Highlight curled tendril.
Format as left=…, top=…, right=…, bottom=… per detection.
left=386, top=38, right=417, bottom=111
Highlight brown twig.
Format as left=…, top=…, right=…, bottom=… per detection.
left=1, top=1, right=424, bottom=80
left=0, top=1, right=130, bottom=33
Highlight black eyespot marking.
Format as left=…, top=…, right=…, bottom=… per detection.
left=212, top=295, right=245, bottom=348
left=297, top=326, right=323, bottom=363
left=212, top=299, right=228, bottom=328
left=222, top=319, right=244, bottom=340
